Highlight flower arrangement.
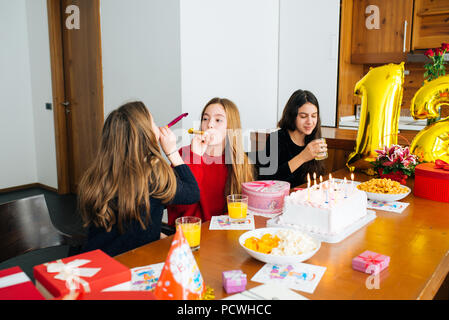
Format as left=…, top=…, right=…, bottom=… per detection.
left=424, top=43, right=449, bottom=82
left=423, top=43, right=448, bottom=125
left=372, top=145, right=419, bottom=184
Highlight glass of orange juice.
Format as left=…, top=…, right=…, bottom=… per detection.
left=227, top=194, right=248, bottom=223
left=175, top=217, right=201, bottom=251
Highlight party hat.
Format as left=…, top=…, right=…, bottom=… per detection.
left=154, top=227, right=205, bottom=300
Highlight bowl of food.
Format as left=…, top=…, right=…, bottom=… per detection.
left=239, top=227, right=321, bottom=265
left=357, top=178, right=411, bottom=202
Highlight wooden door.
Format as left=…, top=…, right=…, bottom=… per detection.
left=47, top=0, right=104, bottom=194
left=351, top=0, right=414, bottom=64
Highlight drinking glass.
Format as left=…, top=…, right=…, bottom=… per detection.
left=227, top=194, right=248, bottom=223
left=314, top=138, right=328, bottom=161
left=175, top=216, right=201, bottom=251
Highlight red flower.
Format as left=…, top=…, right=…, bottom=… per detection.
left=435, top=47, right=443, bottom=56
left=442, top=43, right=449, bottom=51
left=425, top=49, right=435, bottom=57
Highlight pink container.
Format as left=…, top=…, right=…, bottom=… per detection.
left=223, top=270, right=247, bottom=294
left=242, top=180, right=290, bottom=215
left=352, top=250, right=390, bottom=274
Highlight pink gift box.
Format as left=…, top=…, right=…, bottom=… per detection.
left=352, top=250, right=390, bottom=274
left=223, top=270, right=247, bottom=294
left=242, top=180, right=290, bottom=214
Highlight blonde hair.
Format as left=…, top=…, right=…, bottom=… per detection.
left=201, top=98, right=254, bottom=195
left=78, top=101, right=177, bottom=233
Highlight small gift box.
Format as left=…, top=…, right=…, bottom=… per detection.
left=223, top=270, right=247, bottom=294
left=0, top=267, right=44, bottom=300
left=242, top=180, right=290, bottom=214
left=33, top=249, right=131, bottom=299
left=352, top=250, right=390, bottom=274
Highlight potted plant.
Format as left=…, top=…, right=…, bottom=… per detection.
left=372, top=145, right=419, bottom=185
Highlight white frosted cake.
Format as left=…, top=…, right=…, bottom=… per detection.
left=279, top=182, right=368, bottom=235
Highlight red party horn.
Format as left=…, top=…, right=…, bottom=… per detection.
left=166, top=113, right=188, bottom=128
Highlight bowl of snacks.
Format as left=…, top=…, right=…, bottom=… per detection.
left=357, top=178, right=411, bottom=202
left=239, top=227, right=321, bottom=265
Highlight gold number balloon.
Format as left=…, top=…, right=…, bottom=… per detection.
left=346, top=63, right=405, bottom=171
left=409, top=75, right=449, bottom=163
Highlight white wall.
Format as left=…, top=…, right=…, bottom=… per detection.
left=100, top=0, right=182, bottom=128
left=26, top=0, right=57, bottom=189
left=180, top=0, right=280, bottom=133
left=0, top=0, right=341, bottom=190
left=278, top=0, right=340, bottom=127
left=0, top=0, right=56, bottom=190
left=0, top=0, right=38, bottom=189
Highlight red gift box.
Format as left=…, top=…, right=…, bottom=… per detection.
left=0, top=267, right=44, bottom=300
left=55, top=290, right=157, bottom=300
left=33, top=249, right=131, bottom=299
left=414, top=163, right=449, bottom=203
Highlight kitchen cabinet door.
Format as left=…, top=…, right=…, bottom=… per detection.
left=351, top=0, right=413, bottom=64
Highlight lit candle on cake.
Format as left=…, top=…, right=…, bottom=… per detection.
left=344, top=177, right=348, bottom=198
left=307, top=173, right=311, bottom=202
left=351, top=173, right=355, bottom=193
left=319, top=175, right=323, bottom=190
left=325, top=181, right=329, bottom=203
left=313, top=172, right=317, bottom=189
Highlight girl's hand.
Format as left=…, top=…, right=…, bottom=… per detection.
left=191, top=131, right=212, bottom=156
left=300, top=139, right=327, bottom=162
left=159, top=126, right=178, bottom=155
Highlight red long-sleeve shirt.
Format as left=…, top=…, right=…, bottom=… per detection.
left=167, top=145, right=228, bottom=226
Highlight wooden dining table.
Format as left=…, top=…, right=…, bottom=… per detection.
left=114, top=168, right=449, bottom=300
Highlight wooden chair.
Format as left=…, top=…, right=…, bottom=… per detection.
left=0, top=195, right=70, bottom=263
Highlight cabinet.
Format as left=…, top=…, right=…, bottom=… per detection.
left=412, top=0, right=449, bottom=50
left=351, top=0, right=413, bottom=64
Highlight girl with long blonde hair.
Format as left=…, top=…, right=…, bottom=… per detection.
left=167, top=97, right=254, bottom=226
left=78, top=101, right=199, bottom=256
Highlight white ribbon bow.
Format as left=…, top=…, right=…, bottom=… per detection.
left=45, top=259, right=101, bottom=293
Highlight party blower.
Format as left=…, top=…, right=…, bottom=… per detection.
left=166, top=113, right=188, bottom=128
left=188, top=128, right=205, bottom=135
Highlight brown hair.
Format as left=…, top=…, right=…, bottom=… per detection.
left=201, top=97, right=255, bottom=195
left=78, top=101, right=177, bottom=233
left=278, top=89, right=325, bottom=176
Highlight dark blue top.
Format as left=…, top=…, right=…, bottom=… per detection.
left=81, top=164, right=200, bottom=256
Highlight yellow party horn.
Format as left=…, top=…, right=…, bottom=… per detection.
left=188, top=128, right=205, bottom=135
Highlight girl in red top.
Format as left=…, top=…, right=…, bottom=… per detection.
left=167, top=97, right=254, bottom=225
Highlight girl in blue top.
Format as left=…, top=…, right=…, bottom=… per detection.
left=78, top=101, right=200, bottom=256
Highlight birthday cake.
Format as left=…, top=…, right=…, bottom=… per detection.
left=278, top=181, right=368, bottom=234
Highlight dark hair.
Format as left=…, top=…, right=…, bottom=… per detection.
left=278, top=89, right=326, bottom=177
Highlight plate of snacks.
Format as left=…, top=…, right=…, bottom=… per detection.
left=357, top=178, right=411, bottom=202
left=239, top=227, right=321, bottom=265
